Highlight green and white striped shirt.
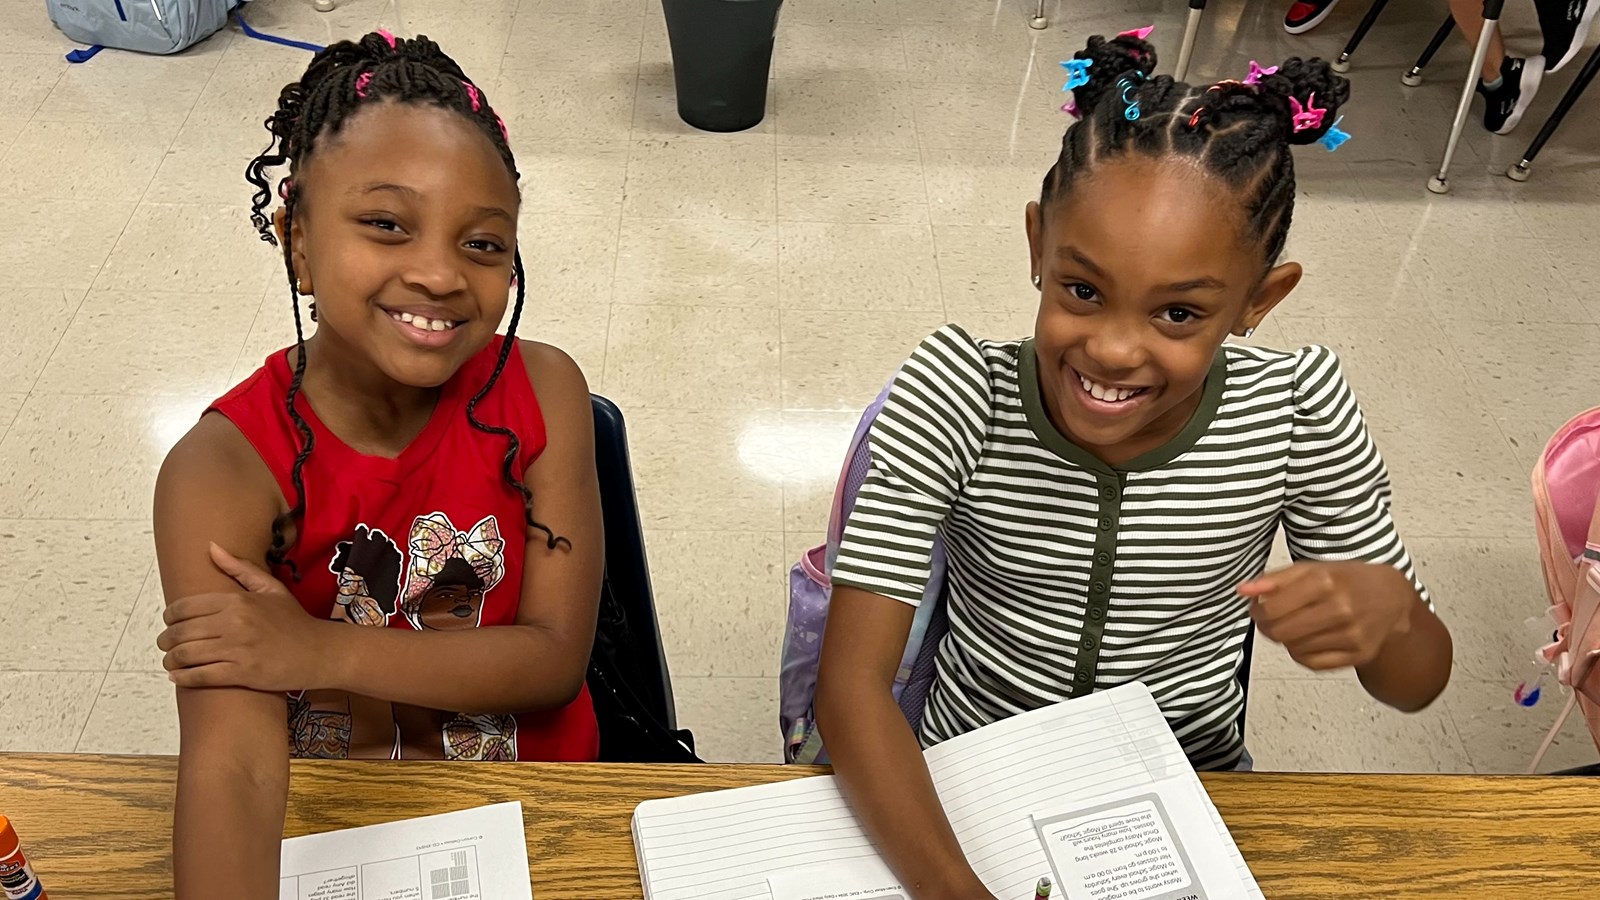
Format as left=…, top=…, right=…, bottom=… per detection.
left=831, top=325, right=1429, bottom=770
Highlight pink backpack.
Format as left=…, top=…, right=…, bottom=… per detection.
left=1528, top=407, right=1600, bottom=771
left=780, top=380, right=950, bottom=764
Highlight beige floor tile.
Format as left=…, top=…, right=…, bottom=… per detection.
left=0, top=393, right=209, bottom=519
left=511, top=298, right=612, bottom=390
left=146, top=122, right=279, bottom=207
left=1406, top=536, right=1547, bottom=684
left=923, top=147, right=1055, bottom=225
left=778, top=222, right=943, bottom=312
left=0, top=671, right=103, bottom=752
left=948, top=304, right=1036, bottom=345
left=220, top=0, right=378, bottom=59
left=0, top=394, right=23, bottom=436
left=231, top=287, right=307, bottom=384
left=96, top=203, right=280, bottom=297
left=2, top=286, right=84, bottom=392
left=0, top=121, right=171, bottom=203
left=1244, top=675, right=1474, bottom=773
left=772, top=23, right=909, bottom=82
left=514, top=140, right=632, bottom=217
left=624, top=140, right=777, bottom=221
left=35, top=291, right=258, bottom=397
left=649, top=530, right=787, bottom=677
left=672, top=675, right=781, bottom=762
left=76, top=672, right=180, bottom=755
left=185, top=55, right=308, bottom=130
left=1275, top=316, right=1529, bottom=540
left=911, top=79, right=1067, bottom=152
left=35, top=51, right=215, bottom=126
left=1276, top=224, right=1431, bottom=320
left=613, top=218, right=779, bottom=308
left=516, top=212, right=620, bottom=307
left=1438, top=319, right=1600, bottom=465
left=494, top=70, right=638, bottom=142
left=0, top=198, right=135, bottom=291
left=526, top=0, right=647, bottom=16
left=631, top=73, right=776, bottom=144
left=902, top=24, right=1048, bottom=85
left=777, top=146, right=927, bottom=224
left=895, top=0, right=1039, bottom=23
left=502, top=14, right=643, bottom=74
left=605, top=306, right=780, bottom=409
left=780, top=309, right=946, bottom=410
left=1443, top=678, right=1600, bottom=775
left=766, top=411, right=862, bottom=531
left=0, top=53, right=66, bottom=120
left=640, top=14, right=672, bottom=74
left=1412, top=233, right=1589, bottom=324
left=390, top=0, right=518, bottom=81
left=785, top=532, right=827, bottom=568
left=932, top=223, right=1032, bottom=314
left=111, top=567, right=166, bottom=673
left=0, top=520, right=154, bottom=671
left=784, top=0, right=899, bottom=24
left=622, top=408, right=786, bottom=531
left=0, top=117, right=22, bottom=160
left=774, top=78, right=917, bottom=149
left=1541, top=234, right=1600, bottom=319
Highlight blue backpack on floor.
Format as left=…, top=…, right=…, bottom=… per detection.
left=46, top=0, right=233, bottom=55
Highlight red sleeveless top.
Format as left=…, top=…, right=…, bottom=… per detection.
left=208, top=338, right=599, bottom=762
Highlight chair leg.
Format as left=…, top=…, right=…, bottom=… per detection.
left=1333, top=0, right=1395, bottom=73
left=1508, top=43, right=1600, bottom=181
left=1403, top=16, right=1457, bottom=86
left=1428, top=0, right=1504, bottom=194
left=1174, top=0, right=1207, bottom=82
left=1030, top=0, right=1048, bottom=29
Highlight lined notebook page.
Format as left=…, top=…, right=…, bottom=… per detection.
left=632, top=683, right=1262, bottom=900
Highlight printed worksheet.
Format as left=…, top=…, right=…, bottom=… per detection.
left=767, top=861, right=905, bottom=900
left=278, top=801, right=532, bottom=900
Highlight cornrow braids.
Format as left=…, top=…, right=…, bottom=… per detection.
left=1043, top=34, right=1350, bottom=267
left=244, top=30, right=565, bottom=574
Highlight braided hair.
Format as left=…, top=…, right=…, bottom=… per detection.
left=243, top=30, right=568, bottom=576
left=1045, top=34, right=1350, bottom=267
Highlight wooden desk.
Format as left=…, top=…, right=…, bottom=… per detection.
left=1, top=754, right=1596, bottom=898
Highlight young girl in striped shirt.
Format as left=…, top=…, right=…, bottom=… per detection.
left=815, top=34, right=1452, bottom=899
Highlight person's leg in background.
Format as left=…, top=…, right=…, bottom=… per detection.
left=1466, top=0, right=1594, bottom=132
left=1283, top=0, right=1343, bottom=34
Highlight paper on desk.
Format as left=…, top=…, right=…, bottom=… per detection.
left=1033, top=777, right=1248, bottom=900
left=278, top=801, right=532, bottom=900
left=767, top=860, right=905, bottom=900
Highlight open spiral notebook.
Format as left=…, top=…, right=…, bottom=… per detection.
left=631, top=683, right=1263, bottom=900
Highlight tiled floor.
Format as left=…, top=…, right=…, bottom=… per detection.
left=2, top=0, right=1597, bottom=773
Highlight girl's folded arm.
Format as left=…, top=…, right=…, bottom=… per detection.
left=816, top=585, right=996, bottom=900
left=156, top=414, right=292, bottom=900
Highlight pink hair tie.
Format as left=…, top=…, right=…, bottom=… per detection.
left=463, top=81, right=481, bottom=112
left=1288, top=93, right=1327, bottom=133
left=495, top=115, right=509, bottom=144
left=1117, top=24, right=1155, bottom=40
left=1060, top=99, right=1081, bottom=119
left=377, top=28, right=397, bottom=49
left=355, top=71, right=373, bottom=98
left=278, top=178, right=293, bottom=200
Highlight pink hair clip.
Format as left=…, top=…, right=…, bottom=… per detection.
left=1061, top=99, right=1081, bottom=119
left=1117, top=24, right=1155, bottom=40
left=1244, top=60, right=1278, bottom=85
left=278, top=178, right=293, bottom=200
left=377, top=28, right=397, bottom=49
left=463, top=81, right=481, bottom=112
left=355, top=71, right=373, bottom=98
left=1288, top=93, right=1327, bottom=133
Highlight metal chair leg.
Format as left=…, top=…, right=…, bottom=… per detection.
left=1428, top=0, right=1504, bottom=194
left=1174, top=0, right=1207, bottom=82
left=1402, top=16, right=1456, bottom=85
left=1508, top=43, right=1600, bottom=180
left=1030, top=0, right=1048, bottom=30
left=1333, top=0, right=1395, bottom=73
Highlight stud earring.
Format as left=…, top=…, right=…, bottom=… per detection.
left=1032, top=274, right=1042, bottom=289
left=1241, top=327, right=1255, bottom=338
left=309, top=301, right=319, bottom=323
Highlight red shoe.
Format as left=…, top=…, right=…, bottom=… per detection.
left=1284, top=0, right=1341, bottom=34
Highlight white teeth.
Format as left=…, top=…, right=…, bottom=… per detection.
left=388, top=311, right=459, bottom=333
left=429, top=318, right=449, bottom=332
left=1079, top=373, right=1141, bottom=404
left=400, top=312, right=415, bottom=323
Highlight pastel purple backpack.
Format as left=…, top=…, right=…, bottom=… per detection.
left=780, top=380, right=950, bottom=764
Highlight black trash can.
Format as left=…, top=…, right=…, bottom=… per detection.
left=660, top=0, right=784, bottom=132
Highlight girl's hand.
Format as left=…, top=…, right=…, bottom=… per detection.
left=1239, top=562, right=1416, bottom=671
left=158, top=543, right=333, bottom=692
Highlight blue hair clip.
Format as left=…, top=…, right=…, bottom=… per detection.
left=1061, top=58, right=1093, bottom=92
left=1119, top=72, right=1144, bottom=121
left=1318, top=115, right=1351, bottom=151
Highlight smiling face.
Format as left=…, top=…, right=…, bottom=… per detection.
left=288, top=101, right=521, bottom=389
left=1026, top=155, right=1301, bottom=466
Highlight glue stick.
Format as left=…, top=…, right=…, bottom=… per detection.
left=0, top=816, right=47, bottom=900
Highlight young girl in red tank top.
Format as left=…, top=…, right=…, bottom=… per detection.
left=151, top=32, right=603, bottom=898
